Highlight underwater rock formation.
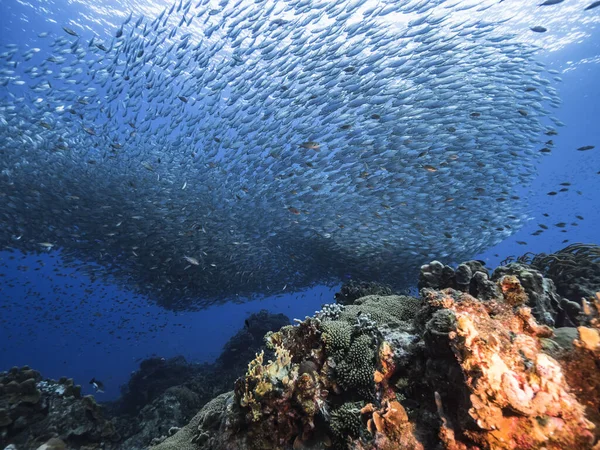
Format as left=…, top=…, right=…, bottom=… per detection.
left=419, top=259, right=583, bottom=327
left=0, top=310, right=290, bottom=450
left=150, top=261, right=600, bottom=450
left=333, top=281, right=394, bottom=306
left=530, top=243, right=600, bottom=306
left=4, top=260, right=600, bottom=449
left=0, top=367, right=119, bottom=450
left=110, top=310, right=290, bottom=449
left=216, top=310, right=290, bottom=377
left=114, top=356, right=204, bottom=416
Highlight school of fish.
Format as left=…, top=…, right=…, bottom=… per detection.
left=0, top=0, right=569, bottom=309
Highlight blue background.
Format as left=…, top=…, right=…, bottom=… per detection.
left=0, top=1, right=598, bottom=400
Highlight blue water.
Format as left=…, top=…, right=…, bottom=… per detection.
left=1, top=0, right=599, bottom=401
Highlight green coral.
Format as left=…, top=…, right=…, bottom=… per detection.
left=330, top=402, right=364, bottom=447
left=336, top=335, right=375, bottom=396
left=321, top=320, right=353, bottom=361
left=338, top=295, right=421, bottom=328
left=150, top=392, right=232, bottom=450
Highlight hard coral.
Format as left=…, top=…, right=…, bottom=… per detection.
left=530, top=243, right=600, bottom=305
left=151, top=271, right=600, bottom=450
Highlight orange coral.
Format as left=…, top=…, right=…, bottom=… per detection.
left=555, top=293, right=600, bottom=445
left=373, top=341, right=397, bottom=402
left=498, top=274, right=529, bottom=306
left=361, top=400, right=424, bottom=450
left=423, top=289, right=596, bottom=449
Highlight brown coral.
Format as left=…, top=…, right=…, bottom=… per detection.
left=361, top=399, right=424, bottom=450
left=498, top=274, right=529, bottom=306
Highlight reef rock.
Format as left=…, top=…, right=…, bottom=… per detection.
left=530, top=243, right=600, bottom=307
left=419, top=260, right=500, bottom=301
left=0, top=367, right=119, bottom=450
left=107, top=310, right=290, bottom=449
left=151, top=260, right=600, bottom=450
left=334, top=280, right=394, bottom=306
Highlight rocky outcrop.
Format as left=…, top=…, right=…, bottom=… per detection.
left=0, top=367, right=118, bottom=450
left=152, top=263, right=600, bottom=450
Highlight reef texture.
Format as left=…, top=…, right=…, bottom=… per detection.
left=333, top=280, right=394, bottom=306
left=419, top=259, right=583, bottom=327
left=4, top=258, right=600, bottom=450
left=1, top=310, right=289, bottom=450
left=530, top=243, right=600, bottom=308
left=0, top=367, right=119, bottom=450
left=151, top=261, right=600, bottom=450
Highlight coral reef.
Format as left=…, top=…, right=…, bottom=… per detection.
left=419, top=260, right=500, bottom=300
left=1, top=310, right=289, bottom=450
left=530, top=243, right=600, bottom=305
left=151, top=259, right=600, bottom=450
left=419, top=259, right=582, bottom=327
left=334, top=280, right=394, bottom=306
left=0, top=367, right=118, bottom=450
left=6, top=259, right=600, bottom=450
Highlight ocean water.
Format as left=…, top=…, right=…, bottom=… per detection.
left=0, top=0, right=598, bottom=404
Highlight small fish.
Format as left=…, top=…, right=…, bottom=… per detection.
left=178, top=96, right=188, bottom=103
left=547, top=191, right=557, bottom=196
left=183, top=255, right=200, bottom=265
left=539, top=224, right=548, bottom=229
left=516, top=241, right=527, bottom=245
left=62, top=26, right=79, bottom=36
left=182, top=181, right=187, bottom=190
left=288, top=206, right=300, bottom=214
left=554, top=222, right=567, bottom=228
left=89, top=378, right=104, bottom=393
left=530, top=26, right=547, bottom=33
left=539, top=0, right=563, bottom=5
left=300, top=141, right=320, bottom=150
left=585, top=0, right=600, bottom=10
left=38, top=242, right=54, bottom=249
left=577, top=145, right=595, bottom=151
left=576, top=215, right=584, bottom=220
left=423, top=165, right=437, bottom=172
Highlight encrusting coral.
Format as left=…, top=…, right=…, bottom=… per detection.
left=145, top=261, right=600, bottom=450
